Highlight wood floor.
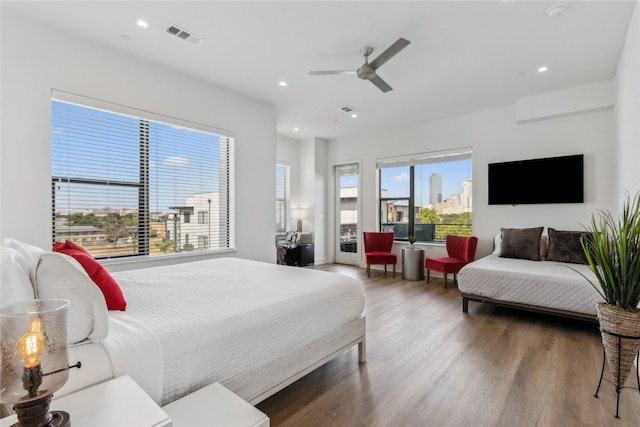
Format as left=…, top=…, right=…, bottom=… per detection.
left=256, top=263, right=640, bottom=427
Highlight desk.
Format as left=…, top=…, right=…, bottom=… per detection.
left=402, top=247, right=425, bottom=280
left=285, top=243, right=314, bottom=267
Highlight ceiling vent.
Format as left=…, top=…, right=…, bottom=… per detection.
left=340, top=106, right=354, bottom=113
left=166, top=24, right=203, bottom=45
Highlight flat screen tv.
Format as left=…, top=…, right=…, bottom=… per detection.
left=488, top=154, right=584, bottom=205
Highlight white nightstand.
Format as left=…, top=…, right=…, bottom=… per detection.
left=162, top=382, right=269, bottom=427
left=0, top=375, right=171, bottom=427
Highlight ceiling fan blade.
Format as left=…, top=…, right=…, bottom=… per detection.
left=369, top=38, right=410, bottom=70
left=308, top=70, right=357, bottom=76
left=369, top=74, right=393, bottom=93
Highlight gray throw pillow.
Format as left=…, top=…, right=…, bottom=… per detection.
left=546, top=228, right=589, bottom=264
left=500, top=227, right=544, bottom=261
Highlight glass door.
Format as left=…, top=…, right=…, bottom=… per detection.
left=335, top=163, right=360, bottom=265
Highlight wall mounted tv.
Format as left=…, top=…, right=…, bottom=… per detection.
left=488, top=154, right=584, bottom=205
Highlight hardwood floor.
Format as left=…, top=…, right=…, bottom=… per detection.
left=256, top=263, right=640, bottom=427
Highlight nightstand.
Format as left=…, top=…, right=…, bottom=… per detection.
left=162, top=382, right=269, bottom=427
left=0, top=375, right=171, bottom=427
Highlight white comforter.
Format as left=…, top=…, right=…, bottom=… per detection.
left=458, top=254, right=603, bottom=317
left=104, top=257, right=365, bottom=405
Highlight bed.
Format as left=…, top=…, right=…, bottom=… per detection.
left=1, top=239, right=366, bottom=410
left=458, top=254, right=601, bottom=321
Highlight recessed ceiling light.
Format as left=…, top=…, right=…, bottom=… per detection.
left=294, top=128, right=300, bottom=132
left=278, top=81, right=288, bottom=87
left=538, top=66, right=548, bottom=73
left=351, top=114, right=358, bottom=118
left=137, top=20, right=149, bottom=29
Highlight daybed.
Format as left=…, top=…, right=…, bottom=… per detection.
left=458, top=227, right=602, bottom=322
left=1, top=239, right=366, bottom=411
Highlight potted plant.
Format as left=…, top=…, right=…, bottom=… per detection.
left=579, top=191, right=640, bottom=389
left=408, top=235, right=417, bottom=247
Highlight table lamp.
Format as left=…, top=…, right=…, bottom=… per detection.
left=1, top=299, right=71, bottom=427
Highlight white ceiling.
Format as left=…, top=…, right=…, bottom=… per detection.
left=3, top=1, right=636, bottom=141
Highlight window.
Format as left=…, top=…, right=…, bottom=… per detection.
left=276, top=163, right=290, bottom=233
left=377, top=147, right=472, bottom=243
left=198, top=211, right=208, bottom=224
left=51, top=94, right=235, bottom=258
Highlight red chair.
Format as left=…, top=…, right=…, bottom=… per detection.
left=425, top=235, right=478, bottom=288
left=363, top=232, right=397, bottom=277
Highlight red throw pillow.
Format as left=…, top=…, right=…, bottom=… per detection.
left=62, top=240, right=91, bottom=254
left=52, top=245, right=126, bottom=311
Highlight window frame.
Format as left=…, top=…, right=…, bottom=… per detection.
left=51, top=90, right=235, bottom=259
left=377, top=147, right=472, bottom=243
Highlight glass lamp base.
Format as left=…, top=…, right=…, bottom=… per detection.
left=11, top=394, right=70, bottom=427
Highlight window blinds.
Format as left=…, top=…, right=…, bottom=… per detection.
left=51, top=93, right=235, bottom=258
left=275, top=163, right=290, bottom=233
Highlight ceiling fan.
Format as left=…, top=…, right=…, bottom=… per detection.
left=308, top=38, right=411, bottom=93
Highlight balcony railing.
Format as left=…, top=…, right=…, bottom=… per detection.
left=381, top=223, right=472, bottom=242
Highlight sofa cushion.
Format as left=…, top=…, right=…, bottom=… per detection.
left=493, top=232, right=548, bottom=260
left=499, top=227, right=544, bottom=261
left=546, top=228, right=589, bottom=264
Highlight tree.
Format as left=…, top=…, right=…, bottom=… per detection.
left=418, top=207, right=440, bottom=224
left=102, top=213, right=129, bottom=246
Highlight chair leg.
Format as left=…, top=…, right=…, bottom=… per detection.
left=384, top=265, right=387, bottom=274
left=367, top=264, right=371, bottom=277
left=392, top=264, right=396, bottom=277
left=444, top=274, right=448, bottom=289
left=426, top=269, right=430, bottom=283
left=453, top=272, right=458, bottom=286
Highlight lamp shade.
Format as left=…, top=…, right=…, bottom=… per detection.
left=1, top=299, right=70, bottom=405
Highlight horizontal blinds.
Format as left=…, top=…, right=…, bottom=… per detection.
left=51, top=97, right=235, bottom=258
left=376, top=147, right=472, bottom=169
left=275, top=164, right=290, bottom=233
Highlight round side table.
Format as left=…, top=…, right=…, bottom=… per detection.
left=402, top=246, right=425, bottom=280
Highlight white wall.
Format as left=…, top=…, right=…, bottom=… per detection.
left=327, top=95, right=617, bottom=260
left=0, top=11, right=277, bottom=267
left=615, top=0, right=640, bottom=205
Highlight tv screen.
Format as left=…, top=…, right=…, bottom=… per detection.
left=488, top=154, right=584, bottom=205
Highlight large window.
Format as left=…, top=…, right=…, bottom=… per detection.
left=275, top=163, right=290, bottom=233
left=378, top=147, right=472, bottom=243
left=51, top=94, right=235, bottom=258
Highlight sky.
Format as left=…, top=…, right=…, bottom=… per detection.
left=51, top=100, right=223, bottom=214
left=381, top=159, right=472, bottom=206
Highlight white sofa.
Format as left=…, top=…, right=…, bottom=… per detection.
left=458, top=227, right=602, bottom=322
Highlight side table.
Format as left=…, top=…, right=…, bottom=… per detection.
left=0, top=375, right=171, bottom=427
left=402, top=246, right=425, bottom=280
left=162, top=382, right=269, bottom=427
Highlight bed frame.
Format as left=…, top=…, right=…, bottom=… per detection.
left=461, top=293, right=597, bottom=323
left=222, top=316, right=366, bottom=404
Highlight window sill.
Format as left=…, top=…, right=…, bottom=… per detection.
left=100, top=248, right=236, bottom=272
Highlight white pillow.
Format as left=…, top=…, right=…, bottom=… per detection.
left=34, top=252, right=109, bottom=344
left=2, top=238, right=46, bottom=283
left=1, top=247, right=36, bottom=307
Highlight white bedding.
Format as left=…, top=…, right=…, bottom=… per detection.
left=105, top=257, right=365, bottom=405
left=458, top=254, right=602, bottom=317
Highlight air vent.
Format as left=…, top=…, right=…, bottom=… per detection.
left=166, top=24, right=203, bottom=45
left=340, top=106, right=354, bottom=113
